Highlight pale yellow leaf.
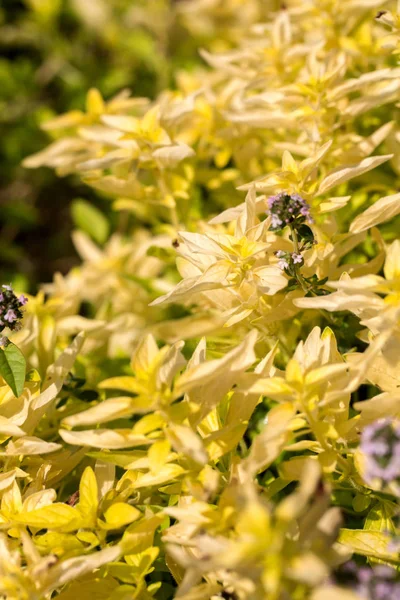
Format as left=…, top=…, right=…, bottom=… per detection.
left=3, top=436, right=61, bottom=456
left=350, top=193, right=400, bottom=233
left=62, top=397, right=136, bottom=427
left=338, top=529, right=398, bottom=562
left=134, top=464, right=185, bottom=489
left=59, top=429, right=151, bottom=449
left=318, top=155, right=392, bottom=195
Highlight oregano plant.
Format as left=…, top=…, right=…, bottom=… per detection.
left=0, top=1, right=399, bottom=599
left=0, top=284, right=27, bottom=397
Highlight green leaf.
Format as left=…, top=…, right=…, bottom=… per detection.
left=352, top=494, right=371, bottom=513
left=0, top=343, right=26, bottom=397
left=297, top=224, right=314, bottom=244
left=364, top=501, right=398, bottom=565
left=365, top=501, right=397, bottom=534
left=338, top=529, right=399, bottom=564
left=71, top=199, right=109, bottom=244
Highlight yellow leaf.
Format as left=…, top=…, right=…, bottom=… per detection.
left=62, top=397, right=137, bottom=427
left=305, top=363, right=348, bottom=388
left=121, top=515, right=163, bottom=554
left=282, top=150, right=298, bottom=174
left=132, top=413, right=165, bottom=435
left=43, top=546, right=121, bottom=593
left=86, top=88, right=105, bottom=115
left=167, top=424, right=207, bottom=464
left=318, top=155, right=392, bottom=195
left=244, top=377, right=294, bottom=400
left=365, top=501, right=397, bottom=535
left=350, top=192, right=400, bottom=233
left=98, top=377, right=146, bottom=394
left=101, top=503, right=141, bottom=529
left=22, top=489, right=56, bottom=513
left=134, top=464, right=185, bottom=489
left=279, top=456, right=318, bottom=481
left=59, top=428, right=152, bottom=450
left=243, top=403, right=295, bottom=475
left=148, top=439, right=171, bottom=474
left=14, top=504, right=82, bottom=532
left=338, top=529, right=399, bottom=562
left=38, top=315, right=56, bottom=374
left=54, top=576, right=118, bottom=600
left=131, top=334, right=159, bottom=377
left=384, top=239, right=400, bottom=281
left=286, top=359, right=303, bottom=385
left=78, top=467, right=98, bottom=522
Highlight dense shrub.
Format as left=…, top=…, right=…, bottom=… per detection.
left=0, top=1, right=400, bottom=599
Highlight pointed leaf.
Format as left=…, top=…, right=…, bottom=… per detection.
left=71, top=199, right=110, bottom=244
left=0, top=343, right=26, bottom=397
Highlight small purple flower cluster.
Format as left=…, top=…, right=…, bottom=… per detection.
left=338, top=563, right=400, bottom=600
left=360, top=418, right=400, bottom=485
left=267, top=192, right=313, bottom=231
left=0, top=285, right=28, bottom=333
left=276, top=250, right=304, bottom=271
left=357, top=565, right=400, bottom=600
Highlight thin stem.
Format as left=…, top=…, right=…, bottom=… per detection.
left=289, top=224, right=310, bottom=293
left=289, top=224, right=337, bottom=327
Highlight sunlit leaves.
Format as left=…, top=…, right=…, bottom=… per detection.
left=4, top=0, right=400, bottom=598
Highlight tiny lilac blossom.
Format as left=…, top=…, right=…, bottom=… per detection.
left=338, top=562, right=400, bottom=599
left=278, top=259, right=289, bottom=270
left=357, top=565, right=400, bottom=600
left=292, top=253, right=303, bottom=264
left=4, top=309, right=17, bottom=323
left=360, top=418, right=400, bottom=485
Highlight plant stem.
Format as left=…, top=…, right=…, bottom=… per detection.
left=289, top=224, right=338, bottom=326
left=289, top=224, right=310, bottom=293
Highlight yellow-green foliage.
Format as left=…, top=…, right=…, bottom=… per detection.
left=1, top=1, right=400, bottom=599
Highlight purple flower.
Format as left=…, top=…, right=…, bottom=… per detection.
left=278, top=259, right=289, bottom=270
left=337, top=563, right=400, bottom=599
left=357, top=566, right=400, bottom=600
left=4, top=309, right=17, bottom=323
left=360, top=418, right=400, bottom=485
left=275, top=249, right=304, bottom=271
left=271, top=214, right=283, bottom=229
left=292, top=252, right=303, bottom=264
left=0, top=284, right=26, bottom=332
left=267, top=192, right=313, bottom=231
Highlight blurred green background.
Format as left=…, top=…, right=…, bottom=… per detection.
left=0, top=0, right=206, bottom=289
